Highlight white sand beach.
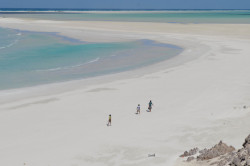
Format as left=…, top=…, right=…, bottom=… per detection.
left=0, top=17, right=250, bottom=166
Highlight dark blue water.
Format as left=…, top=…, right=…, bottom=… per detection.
left=1, top=9, right=250, bottom=23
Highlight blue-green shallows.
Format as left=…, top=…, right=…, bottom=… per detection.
left=0, top=28, right=182, bottom=90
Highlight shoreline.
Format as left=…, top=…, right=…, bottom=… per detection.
left=0, top=29, right=183, bottom=91
left=1, top=17, right=250, bottom=166
left=0, top=27, right=183, bottom=94
left=0, top=38, right=194, bottom=105
left=1, top=10, right=250, bottom=24
left=0, top=17, right=206, bottom=104
left=1, top=18, right=250, bottom=41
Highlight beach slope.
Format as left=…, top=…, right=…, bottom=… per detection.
left=0, top=17, right=250, bottom=166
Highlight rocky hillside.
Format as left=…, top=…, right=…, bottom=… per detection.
left=180, top=134, right=250, bottom=166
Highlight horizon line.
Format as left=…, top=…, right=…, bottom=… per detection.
left=0, top=8, right=250, bottom=10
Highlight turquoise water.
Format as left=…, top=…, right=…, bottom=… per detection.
left=1, top=10, right=250, bottom=23
left=2, top=9, right=248, bottom=90
left=0, top=28, right=182, bottom=90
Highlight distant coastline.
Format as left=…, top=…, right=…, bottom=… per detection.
left=1, top=8, right=250, bottom=11
left=1, top=9, right=250, bottom=24
left=1, top=9, right=250, bottom=15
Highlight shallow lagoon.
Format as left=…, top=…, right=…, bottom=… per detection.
left=0, top=28, right=182, bottom=90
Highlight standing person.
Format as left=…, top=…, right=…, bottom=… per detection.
left=136, top=104, right=140, bottom=114
left=107, top=114, right=111, bottom=126
left=148, top=100, right=153, bottom=112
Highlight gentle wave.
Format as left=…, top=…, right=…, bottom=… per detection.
left=86, top=57, right=100, bottom=64
left=7, top=39, right=19, bottom=48
left=36, top=57, right=100, bottom=72
left=0, top=39, right=19, bottom=50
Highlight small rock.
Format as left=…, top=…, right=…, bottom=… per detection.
left=217, top=160, right=227, bottom=166
left=180, top=148, right=199, bottom=157
left=243, top=134, right=250, bottom=148
left=187, top=156, right=195, bottom=162
left=245, top=144, right=250, bottom=155
left=180, top=151, right=188, bottom=157
left=246, top=159, right=250, bottom=165
left=237, top=149, right=248, bottom=161
left=226, top=156, right=234, bottom=163
left=199, top=148, right=208, bottom=154
left=231, top=157, right=242, bottom=166
left=189, top=148, right=199, bottom=156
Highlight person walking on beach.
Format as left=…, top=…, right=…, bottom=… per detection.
left=136, top=104, right=140, bottom=114
left=148, top=100, right=153, bottom=112
left=107, top=114, right=111, bottom=126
